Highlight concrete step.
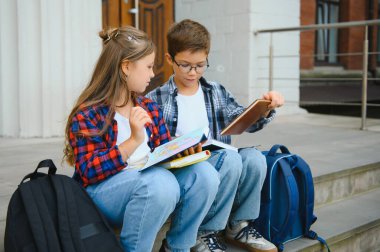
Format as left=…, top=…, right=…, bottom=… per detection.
left=149, top=160, right=380, bottom=252
left=284, top=187, right=380, bottom=252
left=314, top=161, right=380, bottom=208
left=224, top=188, right=380, bottom=252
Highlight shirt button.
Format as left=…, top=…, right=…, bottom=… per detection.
left=173, top=118, right=177, bottom=121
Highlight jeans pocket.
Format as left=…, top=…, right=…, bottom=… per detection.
left=207, top=150, right=227, bottom=172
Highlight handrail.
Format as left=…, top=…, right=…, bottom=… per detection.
left=253, top=19, right=380, bottom=130
left=258, top=51, right=380, bottom=58
left=254, top=19, right=380, bottom=34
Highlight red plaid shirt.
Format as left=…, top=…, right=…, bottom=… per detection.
left=69, top=96, right=171, bottom=187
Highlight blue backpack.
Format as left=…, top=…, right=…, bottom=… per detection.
left=254, top=144, right=330, bottom=251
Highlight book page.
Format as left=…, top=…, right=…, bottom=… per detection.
left=141, top=127, right=209, bottom=170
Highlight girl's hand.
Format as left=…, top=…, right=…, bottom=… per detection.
left=262, top=91, right=285, bottom=110
left=129, top=107, right=152, bottom=145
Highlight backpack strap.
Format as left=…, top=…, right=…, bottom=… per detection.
left=267, top=144, right=291, bottom=156
left=306, top=230, right=331, bottom=252
left=272, top=158, right=299, bottom=245
left=50, top=175, right=86, bottom=252
left=19, top=180, right=62, bottom=252
left=51, top=175, right=113, bottom=250
left=292, top=157, right=315, bottom=230
left=20, top=159, right=57, bottom=184
left=295, top=157, right=331, bottom=252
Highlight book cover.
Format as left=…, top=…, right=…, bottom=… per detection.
left=221, top=99, right=271, bottom=135
left=160, top=150, right=211, bottom=169
left=202, top=139, right=238, bottom=152
left=140, top=127, right=210, bottom=170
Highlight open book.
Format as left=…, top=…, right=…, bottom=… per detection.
left=221, top=99, right=271, bottom=135
left=160, top=150, right=211, bottom=169
left=140, top=127, right=209, bottom=170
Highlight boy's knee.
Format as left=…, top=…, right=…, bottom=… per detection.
left=240, top=148, right=267, bottom=177
left=212, top=149, right=243, bottom=178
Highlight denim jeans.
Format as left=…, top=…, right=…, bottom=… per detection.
left=231, top=147, right=267, bottom=225
left=199, top=149, right=242, bottom=232
left=85, top=161, right=219, bottom=252
left=199, top=147, right=267, bottom=232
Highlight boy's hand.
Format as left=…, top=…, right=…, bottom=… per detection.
left=262, top=91, right=285, bottom=110
left=176, top=143, right=202, bottom=158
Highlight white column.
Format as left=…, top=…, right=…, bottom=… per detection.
left=0, top=0, right=20, bottom=136
left=40, top=0, right=65, bottom=137
left=0, top=0, right=102, bottom=137
left=17, top=0, right=43, bottom=137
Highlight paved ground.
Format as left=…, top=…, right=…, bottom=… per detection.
left=1, top=112, right=380, bottom=251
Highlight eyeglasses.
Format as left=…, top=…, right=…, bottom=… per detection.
left=171, top=57, right=209, bottom=74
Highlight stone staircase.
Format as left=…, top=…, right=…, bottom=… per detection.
left=154, top=160, right=380, bottom=252
left=283, top=162, right=380, bottom=252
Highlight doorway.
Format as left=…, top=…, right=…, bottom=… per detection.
left=102, top=0, right=175, bottom=93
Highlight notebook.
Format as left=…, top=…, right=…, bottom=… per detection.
left=221, top=99, right=271, bottom=135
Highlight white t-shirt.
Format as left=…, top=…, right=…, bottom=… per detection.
left=114, top=112, right=150, bottom=169
left=175, top=84, right=209, bottom=136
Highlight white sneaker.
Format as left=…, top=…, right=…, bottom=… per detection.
left=191, top=232, right=226, bottom=252
left=225, top=221, right=277, bottom=252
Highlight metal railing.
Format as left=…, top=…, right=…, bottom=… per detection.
left=254, top=19, right=380, bottom=130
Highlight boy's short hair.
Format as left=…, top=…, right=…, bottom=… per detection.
left=167, top=19, right=210, bottom=58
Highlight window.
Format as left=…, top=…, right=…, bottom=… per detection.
left=315, top=0, right=340, bottom=64
left=377, top=0, right=380, bottom=63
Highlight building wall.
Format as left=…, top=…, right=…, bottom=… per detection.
left=369, top=1, right=379, bottom=73
left=175, top=0, right=252, bottom=105
left=300, top=0, right=378, bottom=71
left=0, top=0, right=302, bottom=137
left=251, top=0, right=301, bottom=113
left=0, top=0, right=102, bottom=137
left=175, top=0, right=301, bottom=113
left=339, top=0, right=367, bottom=70
left=300, top=0, right=316, bottom=70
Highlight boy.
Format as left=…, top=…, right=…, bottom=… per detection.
left=147, top=19, right=284, bottom=252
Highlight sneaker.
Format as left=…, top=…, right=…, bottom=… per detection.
left=225, top=221, right=277, bottom=252
left=191, top=232, right=227, bottom=252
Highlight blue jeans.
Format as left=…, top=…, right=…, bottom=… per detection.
left=231, top=147, right=267, bottom=224
left=85, top=161, right=219, bottom=252
left=200, top=147, right=267, bottom=232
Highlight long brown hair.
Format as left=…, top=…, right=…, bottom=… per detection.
left=64, top=26, right=155, bottom=166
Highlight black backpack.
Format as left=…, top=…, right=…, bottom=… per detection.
left=4, top=159, right=123, bottom=252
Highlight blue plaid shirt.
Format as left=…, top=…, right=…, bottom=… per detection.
left=146, top=75, right=276, bottom=144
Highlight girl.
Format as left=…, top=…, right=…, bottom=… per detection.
left=64, top=26, right=220, bottom=252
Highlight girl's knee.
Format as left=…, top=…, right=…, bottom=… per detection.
left=144, top=168, right=180, bottom=207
